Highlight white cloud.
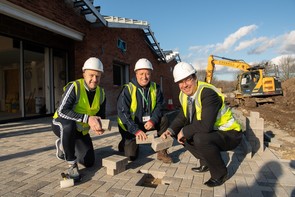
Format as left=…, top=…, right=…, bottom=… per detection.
left=185, top=26, right=295, bottom=76
left=188, top=25, right=258, bottom=54
left=271, top=54, right=295, bottom=65
left=215, top=25, right=258, bottom=52
left=279, top=30, right=295, bottom=54
left=235, top=37, right=267, bottom=51
left=247, top=38, right=276, bottom=54
left=188, top=44, right=215, bottom=54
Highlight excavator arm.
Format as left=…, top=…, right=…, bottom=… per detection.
left=205, top=55, right=251, bottom=83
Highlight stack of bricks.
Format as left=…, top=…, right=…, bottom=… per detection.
left=246, top=111, right=264, bottom=155
left=102, top=155, right=129, bottom=176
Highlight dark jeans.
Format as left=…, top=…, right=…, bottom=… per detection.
left=184, top=130, right=242, bottom=179
left=118, top=115, right=169, bottom=160
left=52, top=118, right=95, bottom=167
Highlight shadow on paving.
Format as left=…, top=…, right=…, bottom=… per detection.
left=0, top=127, right=52, bottom=138
left=227, top=161, right=287, bottom=196
left=0, top=132, right=119, bottom=162
left=79, top=145, right=115, bottom=183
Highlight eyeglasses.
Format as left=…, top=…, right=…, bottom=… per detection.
left=178, top=76, right=194, bottom=85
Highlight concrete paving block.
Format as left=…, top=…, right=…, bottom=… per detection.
left=100, top=119, right=111, bottom=131
left=136, top=130, right=157, bottom=144
left=102, top=155, right=128, bottom=169
left=106, top=168, right=125, bottom=176
left=151, top=136, right=174, bottom=152
left=250, top=111, right=260, bottom=119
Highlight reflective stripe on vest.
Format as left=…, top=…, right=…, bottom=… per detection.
left=53, top=78, right=105, bottom=135
left=118, top=82, right=157, bottom=131
left=179, top=81, right=241, bottom=132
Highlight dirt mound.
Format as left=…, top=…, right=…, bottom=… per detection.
left=244, top=77, right=295, bottom=136
left=238, top=78, right=295, bottom=160
left=274, top=77, right=295, bottom=107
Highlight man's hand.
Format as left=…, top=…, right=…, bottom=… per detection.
left=94, top=130, right=104, bottom=135
left=135, top=130, right=147, bottom=141
left=144, top=121, right=154, bottom=131
left=88, top=116, right=105, bottom=135
left=160, top=130, right=172, bottom=139
left=177, top=130, right=185, bottom=144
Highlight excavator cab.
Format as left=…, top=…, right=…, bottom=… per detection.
left=206, top=55, right=283, bottom=106
left=239, top=72, right=257, bottom=96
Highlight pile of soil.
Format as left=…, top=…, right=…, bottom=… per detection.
left=253, top=77, right=295, bottom=136
left=238, top=77, right=295, bottom=160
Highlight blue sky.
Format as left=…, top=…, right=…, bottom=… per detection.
left=94, top=0, right=295, bottom=80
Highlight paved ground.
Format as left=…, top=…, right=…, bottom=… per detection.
left=0, top=117, right=294, bottom=197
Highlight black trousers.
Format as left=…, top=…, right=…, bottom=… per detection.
left=184, top=130, right=242, bottom=179
left=118, top=115, right=169, bottom=160
left=52, top=118, right=95, bottom=167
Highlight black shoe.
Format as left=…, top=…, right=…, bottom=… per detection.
left=118, top=141, right=124, bottom=152
left=191, top=165, right=209, bottom=173
left=204, top=173, right=228, bottom=187
left=129, top=156, right=137, bottom=161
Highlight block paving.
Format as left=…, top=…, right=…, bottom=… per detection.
left=0, top=117, right=294, bottom=197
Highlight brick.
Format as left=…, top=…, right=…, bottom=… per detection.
left=100, top=119, right=111, bottom=131
left=136, top=130, right=157, bottom=144
left=102, top=155, right=128, bottom=170
left=151, top=136, right=174, bottom=152
left=106, top=168, right=125, bottom=176
left=250, top=111, right=260, bottom=119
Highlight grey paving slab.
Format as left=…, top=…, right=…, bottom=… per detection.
left=0, top=117, right=294, bottom=197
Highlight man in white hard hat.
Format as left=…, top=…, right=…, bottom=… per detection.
left=161, top=62, right=242, bottom=187
left=52, top=57, right=106, bottom=181
left=117, top=58, right=172, bottom=163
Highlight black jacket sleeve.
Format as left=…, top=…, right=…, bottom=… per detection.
left=168, top=88, right=222, bottom=140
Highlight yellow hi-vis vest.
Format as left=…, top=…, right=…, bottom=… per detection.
left=53, top=78, right=105, bottom=135
left=118, top=82, right=157, bottom=131
left=179, top=81, right=241, bottom=132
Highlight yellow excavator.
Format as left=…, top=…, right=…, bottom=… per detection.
left=205, top=55, right=283, bottom=107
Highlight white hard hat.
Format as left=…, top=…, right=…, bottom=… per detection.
left=173, top=62, right=196, bottom=82
left=82, top=57, right=104, bottom=72
left=134, top=58, right=153, bottom=71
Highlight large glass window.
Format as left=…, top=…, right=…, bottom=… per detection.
left=0, top=35, right=21, bottom=120
left=53, top=50, right=67, bottom=110
left=23, top=43, right=46, bottom=116
left=0, top=35, right=68, bottom=122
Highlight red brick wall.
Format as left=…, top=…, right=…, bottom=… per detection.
left=74, top=27, right=180, bottom=115
left=5, top=0, right=180, bottom=116
left=6, top=0, right=88, bottom=33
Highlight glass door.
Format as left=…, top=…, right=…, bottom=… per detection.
left=23, top=42, right=46, bottom=116
left=53, top=50, right=67, bottom=111
left=0, top=36, right=21, bottom=121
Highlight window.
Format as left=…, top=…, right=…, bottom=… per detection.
left=113, top=63, right=129, bottom=86
left=0, top=34, right=68, bottom=122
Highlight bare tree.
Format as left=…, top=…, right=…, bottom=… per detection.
left=278, top=56, right=295, bottom=81
left=252, top=60, right=275, bottom=75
